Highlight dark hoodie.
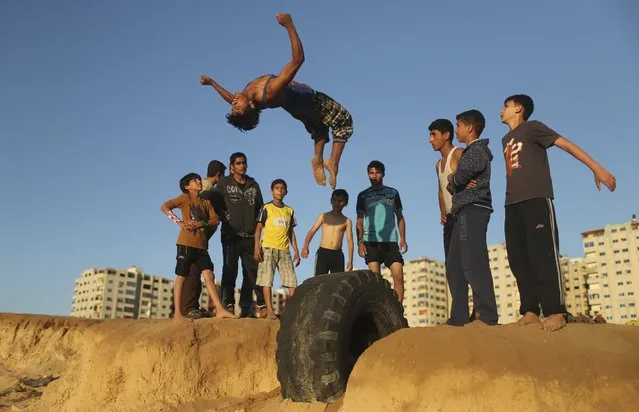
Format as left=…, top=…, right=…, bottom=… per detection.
left=447, top=138, right=493, bottom=216
left=210, top=174, right=263, bottom=240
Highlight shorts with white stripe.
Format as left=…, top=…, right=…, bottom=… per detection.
left=256, top=247, right=298, bottom=288
left=505, top=198, right=565, bottom=317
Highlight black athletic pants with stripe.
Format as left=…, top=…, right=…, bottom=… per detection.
left=505, top=198, right=566, bottom=317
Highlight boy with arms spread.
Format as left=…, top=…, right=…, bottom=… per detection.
left=501, top=94, right=616, bottom=332
left=161, top=173, right=235, bottom=321
left=356, top=161, right=407, bottom=302
left=445, top=110, right=498, bottom=327
left=200, top=13, right=353, bottom=190
left=301, top=189, right=354, bottom=275
left=254, top=179, right=301, bottom=320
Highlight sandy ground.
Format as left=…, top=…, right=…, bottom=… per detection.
left=1, top=313, right=638, bottom=411
left=343, top=323, right=639, bottom=412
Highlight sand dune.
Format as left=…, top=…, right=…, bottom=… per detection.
left=343, top=323, right=639, bottom=411
left=1, top=313, right=638, bottom=411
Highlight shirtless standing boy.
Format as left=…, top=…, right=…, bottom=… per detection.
left=301, top=189, right=354, bottom=275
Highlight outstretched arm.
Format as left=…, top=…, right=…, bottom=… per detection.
left=200, top=75, right=234, bottom=104
left=301, top=213, right=324, bottom=258
left=554, top=137, right=616, bottom=191
left=266, top=13, right=305, bottom=97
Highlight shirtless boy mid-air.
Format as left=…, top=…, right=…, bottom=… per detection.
left=301, top=189, right=354, bottom=275
left=200, top=13, right=353, bottom=190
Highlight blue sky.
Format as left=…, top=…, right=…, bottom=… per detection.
left=1, top=1, right=637, bottom=316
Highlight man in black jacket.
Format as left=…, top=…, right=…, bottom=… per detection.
left=212, top=152, right=266, bottom=317
left=446, top=109, right=498, bottom=327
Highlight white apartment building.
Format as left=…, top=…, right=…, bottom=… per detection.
left=562, top=257, right=589, bottom=316
left=381, top=257, right=449, bottom=327
left=72, top=267, right=290, bottom=319
left=487, top=243, right=521, bottom=324
left=581, top=217, right=639, bottom=323
left=71, top=267, right=173, bottom=320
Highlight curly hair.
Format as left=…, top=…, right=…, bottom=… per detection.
left=226, top=108, right=261, bottom=132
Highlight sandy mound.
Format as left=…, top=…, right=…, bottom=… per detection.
left=2, top=314, right=639, bottom=411
left=343, top=323, right=639, bottom=412
left=0, top=313, right=328, bottom=411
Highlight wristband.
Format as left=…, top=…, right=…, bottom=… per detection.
left=167, top=211, right=181, bottom=225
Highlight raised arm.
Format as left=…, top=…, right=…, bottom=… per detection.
left=346, top=218, right=354, bottom=271
left=265, top=13, right=305, bottom=97
left=554, top=137, right=616, bottom=191
left=200, top=75, right=234, bottom=104
left=301, top=213, right=324, bottom=258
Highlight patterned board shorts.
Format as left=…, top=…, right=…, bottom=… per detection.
left=293, top=91, right=353, bottom=143
left=256, top=247, right=298, bottom=288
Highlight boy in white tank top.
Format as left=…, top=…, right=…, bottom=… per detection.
left=429, top=119, right=478, bottom=323
left=428, top=119, right=462, bottom=258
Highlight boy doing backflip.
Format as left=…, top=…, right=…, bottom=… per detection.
left=200, top=13, right=353, bottom=190
left=301, top=189, right=354, bottom=275
left=161, top=173, right=235, bottom=321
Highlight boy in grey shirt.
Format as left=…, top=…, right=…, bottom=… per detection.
left=501, top=94, right=616, bottom=332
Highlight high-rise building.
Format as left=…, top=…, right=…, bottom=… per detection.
left=71, top=267, right=174, bottom=319
left=72, top=266, right=290, bottom=319
left=381, top=257, right=449, bottom=327
left=486, top=243, right=521, bottom=324
left=581, top=217, right=639, bottom=323
left=562, top=257, right=589, bottom=316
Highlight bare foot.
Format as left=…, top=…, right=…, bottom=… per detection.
left=540, top=314, right=567, bottom=332
left=517, top=312, right=540, bottom=326
left=265, top=313, right=278, bottom=320
left=311, top=156, right=326, bottom=186
left=215, top=309, right=237, bottom=319
left=200, top=75, right=212, bottom=86
left=464, top=319, right=491, bottom=328
left=324, top=159, right=338, bottom=190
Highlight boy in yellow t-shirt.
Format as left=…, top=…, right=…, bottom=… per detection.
left=254, top=179, right=300, bottom=320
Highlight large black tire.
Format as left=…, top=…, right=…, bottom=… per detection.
left=276, top=270, right=408, bottom=403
